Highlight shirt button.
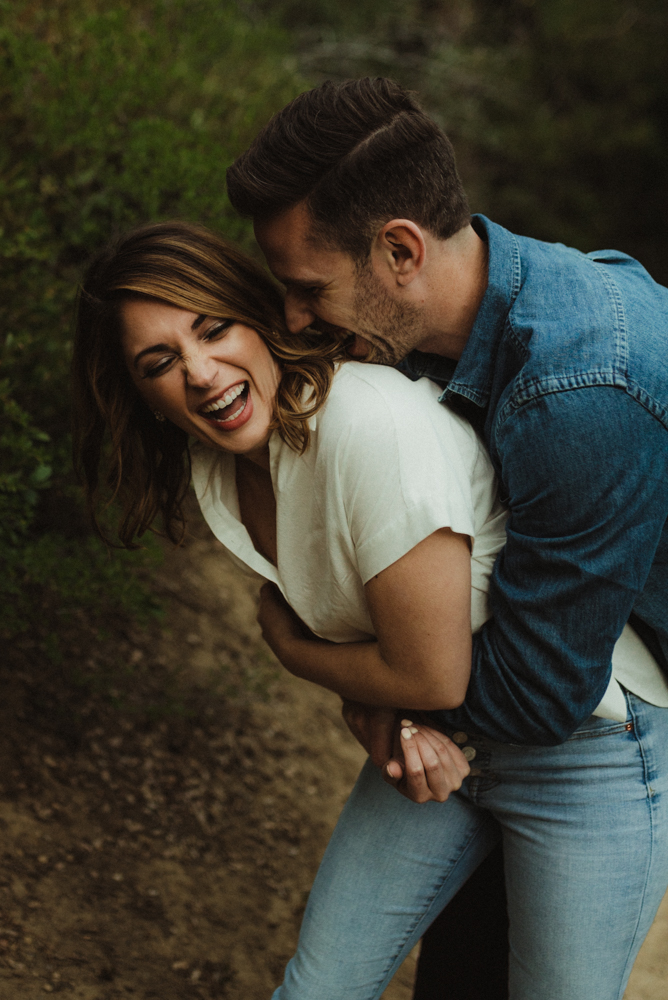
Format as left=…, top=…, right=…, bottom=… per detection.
left=452, top=731, right=468, bottom=744
left=462, top=746, right=477, bottom=761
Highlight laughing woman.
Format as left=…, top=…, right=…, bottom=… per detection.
left=72, top=221, right=668, bottom=1000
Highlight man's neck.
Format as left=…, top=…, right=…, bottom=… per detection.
left=417, top=225, right=489, bottom=360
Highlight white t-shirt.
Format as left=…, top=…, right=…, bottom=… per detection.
left=191, top=362, right=668, bottom=722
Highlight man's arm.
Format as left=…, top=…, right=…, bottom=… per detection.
left=264, top=387, right=668, bottom=747
left=437, top=386, right=668, bottom=744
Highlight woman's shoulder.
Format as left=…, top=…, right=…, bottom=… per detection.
left=333, top=360, right=438, bottom=397
left=321, top=361, right=472, bottom=443
left=323, top=362, right=440, bottom=426
left=323, top=362, right=491, bottom=490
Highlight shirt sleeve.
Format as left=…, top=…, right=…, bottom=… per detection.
left=325, top=370, right=479, bottom=584
left=431, top=385, right=668, bottom=745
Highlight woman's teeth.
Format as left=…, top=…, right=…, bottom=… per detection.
left=200, top=382, right=250, bottom=424
left=202, top=382, right=246, bottom=414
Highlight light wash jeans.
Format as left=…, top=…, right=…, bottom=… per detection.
left=272, top=693, right=668, bottom=1000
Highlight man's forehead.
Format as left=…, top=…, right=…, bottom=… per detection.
left=254, top=203, right=350, bottom=284
left=254, top=201, right=310, bottom=254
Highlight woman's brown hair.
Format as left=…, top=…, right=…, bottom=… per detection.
left=72, top=220, right=345, bottom=548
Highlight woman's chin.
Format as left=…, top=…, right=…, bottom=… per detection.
left=196, top=407, right=272, bottom=458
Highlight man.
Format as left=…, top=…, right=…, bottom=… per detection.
left=226, top=78, right=668, bottom=998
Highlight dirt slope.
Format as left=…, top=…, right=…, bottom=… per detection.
left=0, top=514, right=665, bottom=999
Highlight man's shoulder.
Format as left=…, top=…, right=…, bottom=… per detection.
left=515, top=237, right=635, bottom=330
left=510, top=225, right=666, bottom=329
left=479, top=216, right=666, bottom=340
left=503, top=232, right=668, bottom=402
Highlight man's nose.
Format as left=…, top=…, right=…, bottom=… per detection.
left=284, top=290, right=316, bottom=334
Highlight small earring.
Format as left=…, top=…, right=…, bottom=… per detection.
left=154, top=411, right=166, bottom=422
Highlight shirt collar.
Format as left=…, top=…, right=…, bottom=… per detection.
left=403, top=215, right=521, bottom=408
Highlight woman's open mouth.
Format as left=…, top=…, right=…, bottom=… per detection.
left=199, top=381, right=253, bottom=431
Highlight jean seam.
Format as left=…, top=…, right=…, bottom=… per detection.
left=371, top=822, right=492, bottom=998
left=566, top=722, right=631, bottom=741
left=615, top=694, right=655, bottom=1000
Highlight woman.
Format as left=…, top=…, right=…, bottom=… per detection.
left=73, top=219, right=505, bottom=730
left=73, top=221, right=668, bottom=1000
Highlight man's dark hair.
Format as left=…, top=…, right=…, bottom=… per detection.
left=226, top=78, right=470, bottom=262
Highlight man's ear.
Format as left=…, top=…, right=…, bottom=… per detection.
left=373, top=220, right=426, bottom=286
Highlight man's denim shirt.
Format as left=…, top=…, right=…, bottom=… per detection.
left=405, top=215, right=668, bottom=745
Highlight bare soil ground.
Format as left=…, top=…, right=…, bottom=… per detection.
left=1, top=510, right=666, bottom=999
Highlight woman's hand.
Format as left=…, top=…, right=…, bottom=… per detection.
left=342, top=702, right=470, bottom=804
left=384, top=720, right=470, bottom=803
left=258, top=582, right=324, bottom=659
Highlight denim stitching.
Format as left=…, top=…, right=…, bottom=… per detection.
left=624, top=378, right=668, bottom=429
left=494, top=373, right=630, bottom=432
left=371, top=821, right=496, bottom=999
left=509, top=230, right=522, bottom=301
left=591, top=261, right=629, bottom=376
left=615, top=693, right=656, bottom=1000
left=565, top=722, right=631, bottom=741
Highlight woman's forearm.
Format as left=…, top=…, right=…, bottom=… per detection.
left=277, top=633, right=467, bottom=710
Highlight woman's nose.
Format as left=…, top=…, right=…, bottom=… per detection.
left=284, top=289, right=316, bottom=334
left=185, top=352, right=218, bottom=388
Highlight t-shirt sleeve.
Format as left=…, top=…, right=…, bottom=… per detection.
left=327, top=368, right=478, bottom=584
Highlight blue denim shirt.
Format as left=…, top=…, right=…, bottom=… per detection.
left=406, top=216, right=668, bottom=745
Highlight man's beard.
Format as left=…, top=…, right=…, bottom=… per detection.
left=350, top=265, right=423, bottom=366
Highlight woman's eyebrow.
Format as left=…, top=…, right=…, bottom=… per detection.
left=133, top=344, right=170, bottom=367
left=133, top=315, right=207, bottom=367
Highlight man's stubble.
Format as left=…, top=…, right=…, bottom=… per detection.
left=350, top=263, right=424, bottom=366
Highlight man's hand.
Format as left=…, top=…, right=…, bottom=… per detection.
left=341, top=700, right=398, bottom=768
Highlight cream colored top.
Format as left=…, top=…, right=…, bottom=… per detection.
left=191, top=362, right=668, bottom=723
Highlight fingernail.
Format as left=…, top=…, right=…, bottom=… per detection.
left=409, top=727, right=418, bottom=734
left=401, top=728, right=412, bottom=740
left=401, top=718, right=413, bottom=727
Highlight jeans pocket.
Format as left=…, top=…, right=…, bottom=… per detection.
left=565, top=716, right=632, bottom=741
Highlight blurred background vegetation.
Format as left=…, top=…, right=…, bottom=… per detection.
left=2, top=0, right=667, bottom=645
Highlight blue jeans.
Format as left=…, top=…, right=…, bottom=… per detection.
left=272, top=693, right=668, bottom=1000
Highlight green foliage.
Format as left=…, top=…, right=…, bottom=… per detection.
left=0, top=382, right=52, bottom=543
left=0, top=530, right=163, bottom=640
left=0, top=0, right=305, bottom=637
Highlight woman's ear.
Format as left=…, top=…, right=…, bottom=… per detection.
left=373, top=220, right=426, bottom=286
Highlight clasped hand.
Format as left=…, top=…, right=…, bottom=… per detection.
left=341, top=700, right=469, bottom=804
